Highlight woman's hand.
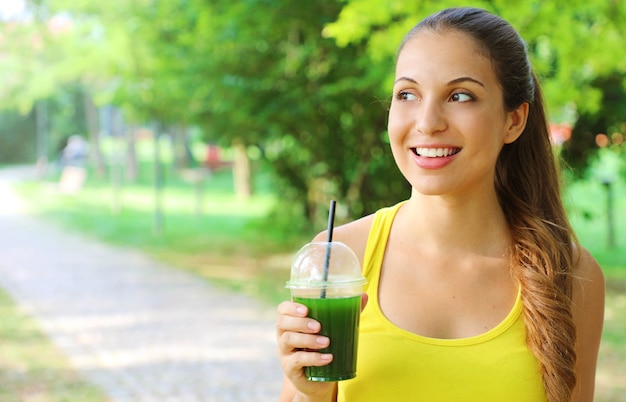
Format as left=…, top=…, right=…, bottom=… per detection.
left=276, top=293, right=368, bottom=401
left=276, top=301, right=336, bottom=401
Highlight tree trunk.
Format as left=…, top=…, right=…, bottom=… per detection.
left=125, top=125, right=138, bottom=182
left=84, top=94, right=106, bottom=178
left=232, top=138, right=252, bottom=198
left=35, top=100, right=48, bottom=179
left=169, top=125, right=187, bottom=169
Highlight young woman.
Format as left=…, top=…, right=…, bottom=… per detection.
left=276, top=7, right=605, bottom=402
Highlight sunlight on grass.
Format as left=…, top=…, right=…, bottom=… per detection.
left=13, top=165, right=306, bottom=261
left=62, top=185, right=276, bottom=216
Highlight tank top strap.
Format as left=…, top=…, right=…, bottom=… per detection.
left=362, top=202, right=406, bottom=283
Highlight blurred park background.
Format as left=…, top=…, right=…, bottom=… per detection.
left=0, top=0, right=625, bottom=400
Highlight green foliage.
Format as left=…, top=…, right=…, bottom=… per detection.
left=0, top=84, right=88, bottom=164
left=564, top=73, right=626, bottom=175
left=189, top=0, right=409, bottom=225
left=564, top=176, right=626, bottom=271
left=3, top=0, right=625, bottom=224
left=0, top=109, right=37, bottom=163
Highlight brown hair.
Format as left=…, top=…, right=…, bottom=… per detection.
left=400, top=7, right=578, bottom=402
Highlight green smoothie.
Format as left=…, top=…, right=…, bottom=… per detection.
left=294, top=295, right=361, bottom=381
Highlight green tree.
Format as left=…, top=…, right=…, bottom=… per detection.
left=564, top=73, right=626, bottom=175
left=0, top=109, right=37, bottom=163
left=191, top=0, right=407, bottom=226
left=7, top=0, right=622, bottom=226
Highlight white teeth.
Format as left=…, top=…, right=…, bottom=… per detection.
left=415, top=147, right=456, bottom=157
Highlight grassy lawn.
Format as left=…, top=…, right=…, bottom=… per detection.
left=0, top=290, right=108, bottom=402
left=3, top=163, right=626, bottom=400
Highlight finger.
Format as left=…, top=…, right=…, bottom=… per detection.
left=285, top=350, right=333, bottom=373
left=277, top=300, right=308, bottom=317
left=277, top=331, right=329, bottom=355
left=276, top=314, right=321, bottom=336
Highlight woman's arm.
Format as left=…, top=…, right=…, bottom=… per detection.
left=570, top=247, right=605, bottom=401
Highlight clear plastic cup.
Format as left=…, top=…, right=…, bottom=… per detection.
left=286, top=241, right=366, bottom=382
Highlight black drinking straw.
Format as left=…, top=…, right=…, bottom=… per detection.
left=320, top=199, right=336, bottom=298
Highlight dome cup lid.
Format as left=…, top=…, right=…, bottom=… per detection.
left=286, top=241, right=366, bottom=289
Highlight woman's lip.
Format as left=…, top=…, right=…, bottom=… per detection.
left=409, top=147, right=461, bottom=169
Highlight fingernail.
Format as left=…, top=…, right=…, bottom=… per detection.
left=316, top=336, right=328, bottom=345
left=307, top=321, right=320, bottom=331
left=296, top=306, right=307, bottom=315
left=320, top=354, right=332, bottom=361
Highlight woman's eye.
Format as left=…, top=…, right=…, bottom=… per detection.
left=450, top=92, right=474, bottom=102
left=396, top=91, right=417, bottom=101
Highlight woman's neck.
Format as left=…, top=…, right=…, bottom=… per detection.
left=400, top=187, right=512, bottom=258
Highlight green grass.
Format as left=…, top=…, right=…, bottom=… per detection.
left=42, top=165, right=307, bottom=256
left=0, top=290, right=108, bottom=402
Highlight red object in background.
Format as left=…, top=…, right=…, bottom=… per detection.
left=205, top=144, right=232, bottom=170
left=206, top=145, right=220, bottom=165
left=549, top=123, right=572, bottom=145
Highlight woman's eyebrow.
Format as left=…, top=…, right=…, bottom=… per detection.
left=447, top=76, right=485, bottom=87
left=393, top=76, right=485, bottom=87
left=394, top=76, right=418, bottom=84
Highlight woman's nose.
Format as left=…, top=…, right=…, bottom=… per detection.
left=414, top=98, right=447, bottom=136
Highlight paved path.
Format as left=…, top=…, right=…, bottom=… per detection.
left=0, top=166, right=283, bottom=401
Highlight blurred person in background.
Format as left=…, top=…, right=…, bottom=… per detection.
left=59, top=134, right=88, bottom=194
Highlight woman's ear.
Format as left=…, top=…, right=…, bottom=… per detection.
left=504, top=102, right=529, bottom=144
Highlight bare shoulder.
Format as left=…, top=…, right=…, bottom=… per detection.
left=571, top=246, right=605, bottom=308
left=312, top=213, right=376, bottom=267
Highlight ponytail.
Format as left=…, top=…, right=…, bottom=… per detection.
left=496, top=73, right=578, bottom=402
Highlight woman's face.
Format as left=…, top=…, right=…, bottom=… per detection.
left=388, top=29, right=525, bottom=199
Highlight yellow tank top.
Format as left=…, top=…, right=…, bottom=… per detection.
left=338, top=202, right=547, bottom=401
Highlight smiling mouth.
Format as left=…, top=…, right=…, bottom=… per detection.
left=412, top=147, right=461, bottom=158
